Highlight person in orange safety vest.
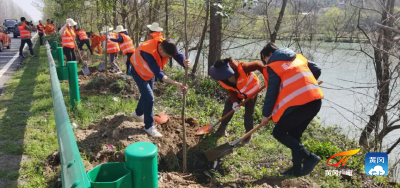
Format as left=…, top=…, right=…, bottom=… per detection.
left=97, top=26, right=122, bottom=73
left=74, top=27, right=93, bottom=55
left=90, top=32, right=103, bottom=55
left=129, top=38, right=190, bottom=137
left=260, top=42, right=323, bottom=177
left=59, top=18, right=77, bottom=62
left=109, top=25, right=135, bottom=76
left=208, top=58, right=264, bottom=144
left=44, top=19, right=55, bottom=35
left=37, top=20, right=44, bottom=45
left=146, top=22, right=163, bottom=40
left=17, top=17, right=35, bottom=58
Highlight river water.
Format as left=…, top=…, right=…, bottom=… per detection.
left=184, top=39, right=399, bottom=180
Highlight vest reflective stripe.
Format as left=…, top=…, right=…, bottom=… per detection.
left=119, top=33, right=135, bottom=55
left=38, top=24, right=44, bottom=33
left=272, top=84, right=320, bottom=115
left=132, top=45, right=154, bottom=79
left=131, top=38, right=168, bottom=81
left=62, top=27, right=76, bottom=48
left=219, top=62, right=260, bottom=99
left=18, top=23, right=31, bottom=39
left=76, top=30, right=88, bottom=40
left=105, top=33, right=120, bottom=53
left=268, top=53, right=323, bottom=122
left=280, top=71, right=313, bottom=90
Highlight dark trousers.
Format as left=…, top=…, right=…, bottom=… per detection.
left=63, top=47, right=77, bottom=62
left=129, top=64, right=155, bottom=129
left=272, top=99, right=322, bottom=165
left=39, top=33, right=43, bottom=45
left=126, top=53, right=133, bottom=74
left=19, top=39, right=34, bottom=56
left=218, top=96, right=258, bottom=133
left=78, top=39, right=93, bottom=54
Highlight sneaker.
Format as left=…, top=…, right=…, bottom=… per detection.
left=130, top=111, right=144, bottom=122
left=144, top=126, right=163, bottom=137
left=19, top=54, right=25, bottom=58
left=115, top=71, right=123, bottom=74
left=31, top=54, right=37, bottom=57
left=121, top=74, right=128, bottom=78
left=300, top=153, right=321, bottom=176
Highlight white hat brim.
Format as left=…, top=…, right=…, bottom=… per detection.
left=114, top=29, right=127, bottom=33
left=147, top=25, right=163, bottom=32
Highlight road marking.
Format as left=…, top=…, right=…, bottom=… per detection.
left=0, top=33, right=38, bottom=79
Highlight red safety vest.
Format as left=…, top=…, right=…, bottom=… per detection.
left=18, top=23, right=31, bottom=39
left=268, top=54, right=323, bottom=122
left=131, top=38, right=168, bottom=81
left=119, top=33, right=135, bottom=55
left=76, top=30, right=88, bottom=40
left=62, top=27, right=76, bottom=48
left=219, top=62, right=261, bottom=99
left=38, top=24, right=44, bottom=33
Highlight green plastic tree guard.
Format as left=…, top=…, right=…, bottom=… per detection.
left=67, top=61, right=81, bottom=107
left=125, top=142, right=158, bottom=188
left=87, top=162, right=132, bottom=188
left=57, top=47, right=65, bottom=66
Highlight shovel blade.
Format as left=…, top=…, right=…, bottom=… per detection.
left=154, top=113, right=169, bottom=124
left=97, top=62, right=105, bottom=71
left=82, top=65, right=91, bottom=76
left=195, top=125, right=211, bottom=135
left=204, top=143, right=233, bottom=161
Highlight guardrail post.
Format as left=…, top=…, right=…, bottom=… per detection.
left=67, top=61, right=80, bottom=107
left=56, top=47, right=69, bottom=81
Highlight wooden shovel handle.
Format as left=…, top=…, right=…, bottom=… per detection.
left=218, top=85, right=266, bottom=123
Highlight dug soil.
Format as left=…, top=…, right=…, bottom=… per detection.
left=75, top=113, right=211, bottom=186
left=78, top=68, right=168, bottom=99
left=43, top=114, right=323, bottom=187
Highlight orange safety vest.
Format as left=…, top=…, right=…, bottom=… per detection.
left=45, top=23, right=55, bottom=35
left=149, top=32, right=163, bottom=40
left=76, top=30, right=88, bottom=40
left=131, top=38, right=168, bottom=81
left=104, top=33, right=120, bottom=53
left=262, top=67, right=269, bottom=88
left=18, top=23, right=31, bottom=39
left=119, top=33, right=135, bottom=55
left=38, top=24, right=44, bottom=33
left=268, top=54, right=323, bottom=123
left=62, top=27, right=76, bottom=48
left=219, top=62, right=261, bottom=99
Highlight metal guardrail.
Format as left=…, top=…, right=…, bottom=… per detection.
left=45, top=42, right=90, bottom=188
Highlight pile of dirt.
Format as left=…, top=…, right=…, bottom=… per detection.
left=75, top=114, right=208, bottom=173
left=78, top=71, right=140, bottom=98
left=159, top=172, right=206, bottom=188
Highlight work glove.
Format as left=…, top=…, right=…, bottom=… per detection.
left=232, top=102, right=241, bottom=112
left=106, top=34, right=111, bottom=40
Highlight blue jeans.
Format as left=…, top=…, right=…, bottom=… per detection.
left=129, top=64, right=155, bottom=129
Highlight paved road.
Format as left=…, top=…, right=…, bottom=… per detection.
left=0, top=33, right=37, bottom=93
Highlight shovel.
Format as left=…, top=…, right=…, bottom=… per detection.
left=204, top=123, right=266, bottom=161
left=74, top=39, right=91, bottom=76
left=195, top=85, right=266, bottom=135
